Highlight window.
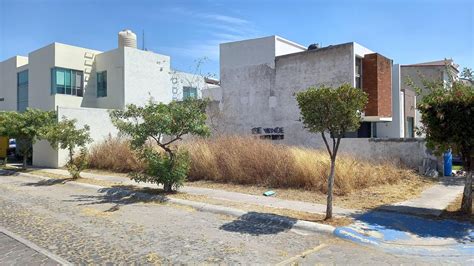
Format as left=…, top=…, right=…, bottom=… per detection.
left=355, top=57, right=362, bottom=89
left=341, top=122, right=377, bottom=138
left=51, top=68, right=83, bottom=97
left=17, top=70, right=28, bottom=112
left=183, top=87, right=197, bottom=100
left=406, top=117, right=414, bottom=138
left=97, top=71, right=107, bottom=97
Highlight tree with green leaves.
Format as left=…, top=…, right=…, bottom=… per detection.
left=44, top=117, right=92, bottom=179
left=296, top=84, right=368, bottom=219
left=417, top=81, right=474, bottom=214
left=461, top=67, right=473, bottom=81
left=0, top=109, right=56, bottom=169
left=109, top=98, right=210, bottom=192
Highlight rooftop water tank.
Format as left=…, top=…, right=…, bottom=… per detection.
left=118, top=29, right=137, bottom=48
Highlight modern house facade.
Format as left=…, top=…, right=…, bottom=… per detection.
left=0, top=30, right=207, bottom=167
left=213, top=36, right=399, bottom=148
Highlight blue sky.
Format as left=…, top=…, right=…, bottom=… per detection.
left=1, top=0, right=473, bottom=77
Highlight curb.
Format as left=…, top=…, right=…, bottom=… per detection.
left=4, top=170, right=336, bottom=236
left=0, top=226, right=71, bottom=265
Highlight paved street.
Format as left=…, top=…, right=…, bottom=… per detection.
left=0, top=232, right=59, bottom=265
left=0, top=173, right=470, bottom=264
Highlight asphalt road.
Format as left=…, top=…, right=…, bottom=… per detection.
left=0, top=173, right=468, bottom=264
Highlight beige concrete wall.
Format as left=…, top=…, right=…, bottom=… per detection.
left=28, top=44, right=56, bottom=110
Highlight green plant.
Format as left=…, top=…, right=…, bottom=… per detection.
left=417, top=81, right=474, bottom=214
left=296, top=84, right=368, bottom=219
left=109, top=98, right=210, bottom=192
left=67, top=147, right=89, bottom=179
left=44, top=117, right=92, bottom=179
left=0, top=109, right=56, bottom=169
left=132, top=148, right=190, bottom=191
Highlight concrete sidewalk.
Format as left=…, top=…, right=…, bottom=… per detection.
left=378, top=176, right=464, bottom=216
left=40, top=168, right=356, bottom=217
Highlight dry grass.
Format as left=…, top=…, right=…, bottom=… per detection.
left=88, top=135, right=144, bottom=172
left=440, top=194, right=474, bottom=223
left=185, top=136, right=424, bottom=195
left=86, top=135, right=429, bottom=197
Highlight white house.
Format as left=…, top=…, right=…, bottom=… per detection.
left=0, top=30, right=208, bottom=167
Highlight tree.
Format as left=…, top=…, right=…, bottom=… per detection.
left=461, top=67, right=473, bottom=81
left=44, top=117, right=92, bottom=179
left=0, top=109, right=56, bottom=169
left=109, top=98, right=210, bottom=192
left=296, top=84, right=368, bottom=219
left=417, top=82, right=474, bottom=214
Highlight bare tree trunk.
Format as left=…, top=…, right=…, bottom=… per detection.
left=163, top=183, right=173, bottom=192
left=326, top=157, right=336, bottom=220
left=22, top=154, right=27, bottom=170
left=461, top=153, right=472, bottom=215
left=461, top=171, right=472, bottom=214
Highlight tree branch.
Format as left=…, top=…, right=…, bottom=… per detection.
left=162, top=135, right=183, bottom=147
left=321, top=132, right=333, bottom=158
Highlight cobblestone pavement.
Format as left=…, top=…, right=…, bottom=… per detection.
left=0, top=232, right=59, bottom=265
left=0, top=173, right=471, bottom=264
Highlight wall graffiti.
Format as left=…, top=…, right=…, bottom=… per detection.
left=251, top=127, right=284, bottom=140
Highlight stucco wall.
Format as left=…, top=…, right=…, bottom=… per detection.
left=124, top=47, right=172, bottom=105
left=83, top=48, right=125, bottom=109
left=337, top=138, right=432, bottom=168
left=274, top=43, right=354, bottom=146
left=28, top=44, right=56, bottom=110
left=34, top=106, right=119, bottom=167
left=220, top=36, right=277, bottom=71
left=0, top=56, right=28, bottom=111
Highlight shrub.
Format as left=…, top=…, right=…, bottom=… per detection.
left=131, top=148, right=190, bottom=191
left=67, top=148, right=89, bottom=179
left=109, top=98, right=210, bottom=192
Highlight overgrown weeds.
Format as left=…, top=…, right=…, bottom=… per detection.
left=87, top=135, right=421, bottom=195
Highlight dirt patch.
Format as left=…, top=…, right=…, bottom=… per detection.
left=440, top=195, right=474, bottom=223
left=170, top=193, right=352, bottom=227
left=186, top=177, right=435, bottom=210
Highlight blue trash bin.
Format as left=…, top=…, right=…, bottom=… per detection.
left=443, top=151, right=452, bottom=176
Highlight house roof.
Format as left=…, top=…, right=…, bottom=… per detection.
left=404, top=59, right=459, bottom=72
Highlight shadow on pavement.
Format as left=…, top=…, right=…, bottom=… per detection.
left=64, top=185, right=170, bottom=212
left=353, top=210, right=474, bottom=243
left=23, top=178, right=73, bottom=186
left=219, top=212, right=297, bottom=235
left=438, top=176, right=465, bottom=186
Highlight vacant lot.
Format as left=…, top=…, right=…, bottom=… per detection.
left=86, top=136, right=434, bottom=210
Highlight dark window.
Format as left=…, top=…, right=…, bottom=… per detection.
left=51, top=68, right=83, bottom=97
left=97, top=71, right=107, bottom=97
left=17, top=70, right=28, bottom=112
left=183, top=87, right=197, bottom=100
left=355, top=57, right=362, bottom=89
left=406, top=117, right=414, bottom=138
left=341, top=122, right=377, bottom=138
